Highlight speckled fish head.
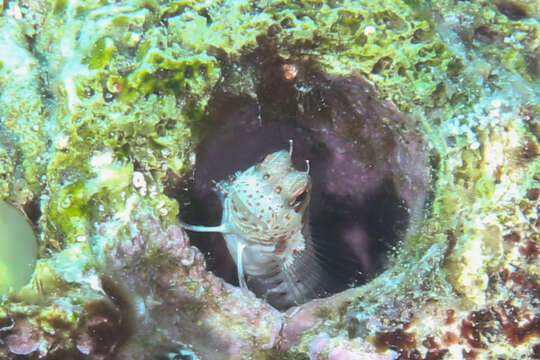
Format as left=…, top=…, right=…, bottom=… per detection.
left=217, top=150, right=311, bottom=244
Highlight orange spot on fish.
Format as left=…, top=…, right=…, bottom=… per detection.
left=274, top=236, right=287, bottom=254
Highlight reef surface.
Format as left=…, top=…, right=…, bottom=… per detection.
left=0, top=0, right=538, bottom=359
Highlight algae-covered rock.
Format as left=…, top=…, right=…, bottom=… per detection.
left=0, top=0, right=538, bottom=358
left=0, top=201, right=37, bottom=294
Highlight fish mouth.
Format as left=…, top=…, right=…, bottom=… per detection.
left=289, top=181, right=311, bottom=209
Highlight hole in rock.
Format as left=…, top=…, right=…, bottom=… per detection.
left=495, top=1, right=529, bottom=20
left=23, top=196, right=41, bottom=226
left=171, top=58, right=430, bottom=309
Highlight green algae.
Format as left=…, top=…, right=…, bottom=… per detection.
left=7, top=0, right=219, bottom=248
left=83, top=36, right=117, bottom=69
left=0, top=18, right=48, bottom=203
left=0, top=147, right=14, bottom=199
left=0, top=0, right=533, bottom=256
left=0, top=201, right=37, bottom=294
left=128, top=48, right=220, bottom=98
left=0, top=0, right=538, bottom=357
left=433, top=0, right=540, bottom=82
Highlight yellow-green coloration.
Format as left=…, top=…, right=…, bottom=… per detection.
left=0, top=0, right=535, bottom=254
left=46, top=159, right=133, bottom=246
left=155, top=0, right=463, bottom=114
left=0, top=0, right=538, bottom=357
left=83, top=37, right=117, bottom=69
left=433, top=0, right=540, bottom=82
left=0, top=147, right=14, bottom=199
left=127, top=48, right=220, bottom=99
left=429, top=113, right=539, bottom=303
left=0, top=0, right=217, bottom=249
left=0, top=201, right=37, bottom=294
left=0, top=18, right=48, bottom=203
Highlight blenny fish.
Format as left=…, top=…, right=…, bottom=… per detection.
left=180, top=143, right=325, bottom=309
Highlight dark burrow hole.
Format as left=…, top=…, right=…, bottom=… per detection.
left=168, top=55, right=430, bottom=309
left=23, top=196, right=41, bottom=226
left=495, top=1, right=529, bottom=20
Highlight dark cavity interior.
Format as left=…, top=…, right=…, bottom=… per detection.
left=169, top=57, right=430, bottom=306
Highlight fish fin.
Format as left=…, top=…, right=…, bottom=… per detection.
left=236, top=242, right=248, bottom=290
left=179, top=221, right=230, bottom=234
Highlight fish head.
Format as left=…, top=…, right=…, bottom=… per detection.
left=218, top=149, right=311, bottom=246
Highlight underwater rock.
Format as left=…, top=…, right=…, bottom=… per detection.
left=0, top=241, right=129, bottom=358
left=177, top=68, right=430, bottom=305
left=0, top=0, right=538, bottom=359
left=5, top=319, right=41, bottom=355
left=93, top=215, right=281, bottom=359
left=0, top=200, right=37, bottom=295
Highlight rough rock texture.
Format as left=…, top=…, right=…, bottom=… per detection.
left=0, top=0, right=538, bottom=359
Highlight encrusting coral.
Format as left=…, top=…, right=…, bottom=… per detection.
left=0, top=0, right=538, bottom=358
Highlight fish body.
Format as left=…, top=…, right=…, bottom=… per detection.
left=180, top=149, right=323, bottom=309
